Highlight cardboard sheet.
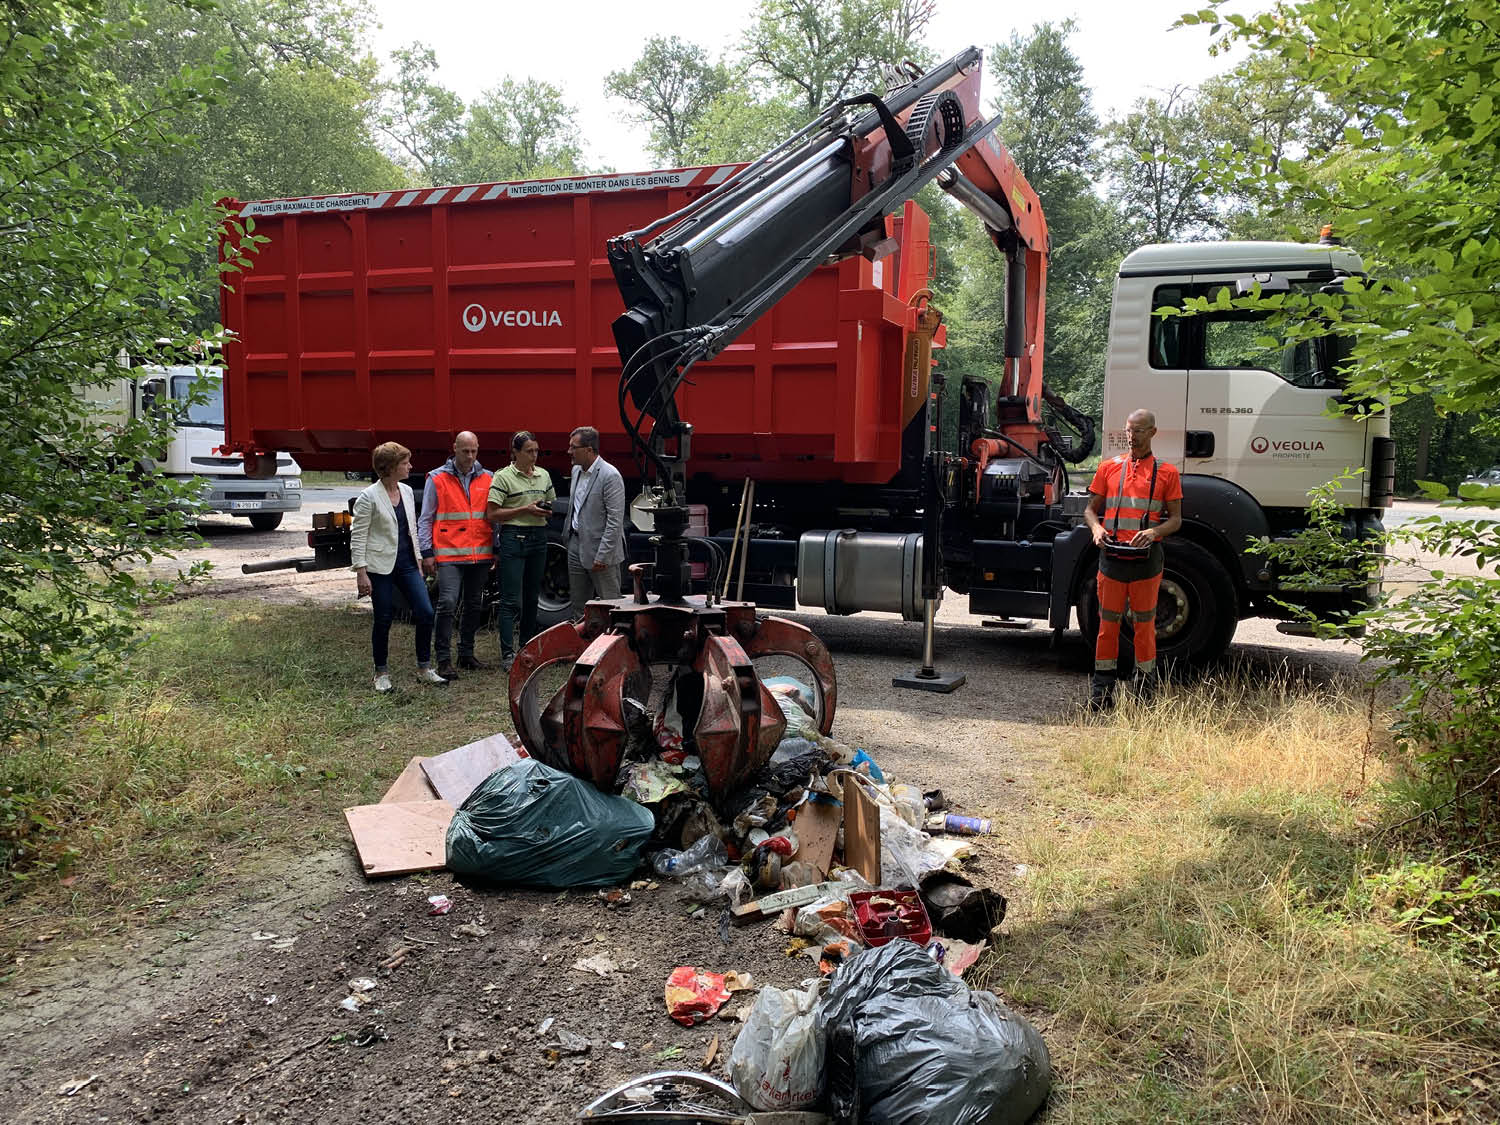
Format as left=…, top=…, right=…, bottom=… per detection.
left=793, top=799, right=842, bottom=878
left=420, top=731, right=525, bottom=807
left=380, top=756, right=436, bottom=804
left=344, top=800, right=454, bottom=877
left=842, top=778, right=882, bottom=887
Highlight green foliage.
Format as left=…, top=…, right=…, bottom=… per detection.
left=1362, top=859, right=1500, bottom=970
left=1186, top=0, right=1500, bottom=846
left=605, top=36, right=730, bottom=167
left=1104, top=85, right=1225, bottom=243
left=0, top=0, right=228, bottom=748
left=377, top=45, right=582, bottom=183
left=740, top=0, right=936, bottom=117
left=1184, top=0, right=1500, bottom=422
left=940, top=22, right=1126, bottom=426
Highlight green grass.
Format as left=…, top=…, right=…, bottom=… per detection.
left=0, top=598, right=512, bottom=952
left=975, top=673, right=1500, bottom=1122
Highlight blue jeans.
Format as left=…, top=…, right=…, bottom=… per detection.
left=368, top=563, right=434, bottom=671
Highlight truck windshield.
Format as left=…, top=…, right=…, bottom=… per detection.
left=170, top=374, right=224, bottom=428
left=1152, top=281, right=1353, bottom=389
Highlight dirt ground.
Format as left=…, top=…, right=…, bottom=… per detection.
left=0, top=495, right=1441, bottom=1123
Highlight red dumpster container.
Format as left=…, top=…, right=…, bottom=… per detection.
left=220, top=166, right=933, bottom=484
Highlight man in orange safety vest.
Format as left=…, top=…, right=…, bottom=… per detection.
left=1083, top=409, right=1183, bottom=710
left=418, top=431, right=496, bottom=679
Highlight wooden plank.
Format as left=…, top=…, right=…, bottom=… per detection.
left=344, top=800, right=454, bottom=878
left=793, top=799, right=842, bottom=878
left=843, top=779, right=882, bottom=887
left=380, top=756, right=436, bottom=804
left=420, top=731, right=524, bottom=807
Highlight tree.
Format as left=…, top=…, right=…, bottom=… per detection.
left=99, top=0, right=403, bottom=329
left=1, top=1, right=238, bottom=753
left=438, top=79, right=582, bottom=184
left=605, top=36, right=730, bottom=167
left=1191, top=0, right=1500, bottom=837
left=941, top=23, right=1126, bottom=424
left=1105, top=86, right=1225, bottom=243
left=376, top=44, right=463, bottom=180
left=741, top=0, right=935, bottom=117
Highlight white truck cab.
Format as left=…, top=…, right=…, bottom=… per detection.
left=1098, top=238, right=1394, bottom=638
left=83, top=363, right=303, bottom=530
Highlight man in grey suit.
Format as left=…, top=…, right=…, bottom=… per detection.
left=565, top=425, right=626, bottom=617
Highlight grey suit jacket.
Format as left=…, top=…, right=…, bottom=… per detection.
left=567, top=456, right=626, bottom=568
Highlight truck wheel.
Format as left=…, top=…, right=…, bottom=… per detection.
left=1077, top=539, right=1237, bottom=670
left=248, top=512, right=283, bottom=532
left=535, top=533, right=574, bottom=629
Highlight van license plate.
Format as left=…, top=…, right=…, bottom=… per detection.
left=231, top=500, right=263, bottom=510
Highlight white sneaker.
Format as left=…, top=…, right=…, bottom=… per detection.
left=417, top=666, right=448, bottom=686
left=374, top=673, right=393, bottom=694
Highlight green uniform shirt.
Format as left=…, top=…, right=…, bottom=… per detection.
left=488, top=463, right=555, bottom=527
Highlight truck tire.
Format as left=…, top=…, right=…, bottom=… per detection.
left=1077, top=539, right=1237, bottom=671
left=535, top=531, right=574, bottom=629
left=248, top=512, right=284, bottom=532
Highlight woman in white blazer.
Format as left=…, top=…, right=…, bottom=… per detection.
left=351, top=441, right=445, bottom=693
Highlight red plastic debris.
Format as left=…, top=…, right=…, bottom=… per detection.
left=664, top=966, right=732, bottom=1026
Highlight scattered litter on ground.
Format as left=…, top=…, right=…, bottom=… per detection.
left=452, top=920, right=489, bottom=938
left=925, top=811, right=993, bottom=835
left=58, top=1075, right=99, bottom=1097
left=702, top=1034, right=720, bottom=1068
left=427, top=894, right=453, bottom=916
left=556, top=1029, right=590, bottom=1055
left=664, top=967, right=733, bottom=1026
left=597, top=888, right=632, bottom=908
left=572, top=954, right=619, bottom=977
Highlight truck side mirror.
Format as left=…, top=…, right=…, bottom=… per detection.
left=1233, top=273, right=1291, bottom=297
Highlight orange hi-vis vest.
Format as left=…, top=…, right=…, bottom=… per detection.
left=1093, top=453, right=1179, bottom=535
left=431, top=469, right=494, bottom=563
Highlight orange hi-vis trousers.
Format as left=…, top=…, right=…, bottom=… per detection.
left=1095, top=570, right=1161, bottom=677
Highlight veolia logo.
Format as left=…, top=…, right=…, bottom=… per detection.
left=1251, top=435, right=1327, bottom=454
left=461, top=303, right=563, bottom=332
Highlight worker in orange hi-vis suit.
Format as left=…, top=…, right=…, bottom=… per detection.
left=1083, top=409, right=1184, bottom=710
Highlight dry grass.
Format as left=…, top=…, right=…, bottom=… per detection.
left=0, top=598, right=514, bottom=959
left=979, top=670, right=1500, bottom=1123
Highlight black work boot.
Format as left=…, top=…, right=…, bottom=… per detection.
left=1088, top=672, right=1117, bottom=713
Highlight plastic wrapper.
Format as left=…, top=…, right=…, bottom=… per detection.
left=762, top=675, right=818, bottom=719
left=445, top=759, right=654, bottom=888
left=878, top=805, right=953, bottom=888
left=889, top=783, right=927, bottom=829
left=728, top=979, right=826, bottom=1110
left=818, top=940, right=1051, bottom=1125
left=653, top=834, right=729, bottom=878
left=664, top=966, right=732, bottom=1026
left=793, top=893, right=863, bottom=945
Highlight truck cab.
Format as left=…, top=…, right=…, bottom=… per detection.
left=1101, top=240, right=1393, bottom=634
left=86, top=363, right=304, bottom=530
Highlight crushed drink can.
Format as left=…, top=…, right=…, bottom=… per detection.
left=925, top=813, right=992, bottom=835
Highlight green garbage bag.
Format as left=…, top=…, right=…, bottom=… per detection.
left=446, top=758, right=655, bottom=888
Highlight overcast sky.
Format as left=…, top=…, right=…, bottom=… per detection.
left=368, top=0, right=1246, bottom=173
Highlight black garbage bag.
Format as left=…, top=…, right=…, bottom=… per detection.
left=446, top=759, right=655, bottom=888
left=818, top=940, right=1051, bottom=1125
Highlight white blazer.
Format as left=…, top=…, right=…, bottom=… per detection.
left=350, top=480, right=422, bottom=575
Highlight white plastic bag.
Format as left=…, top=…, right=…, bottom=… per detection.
left=728, top=980, right=826, bottom=1111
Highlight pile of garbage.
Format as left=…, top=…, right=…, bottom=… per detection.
left=344, top=675, right=1050, bottom=1122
